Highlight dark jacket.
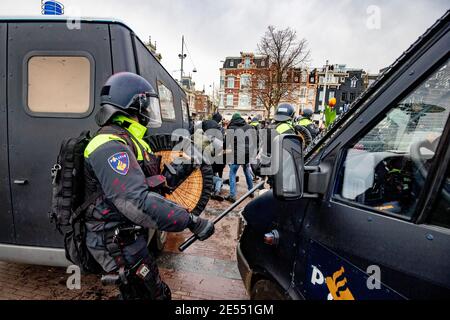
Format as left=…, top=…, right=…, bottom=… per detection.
left=226, top=117, right=256, bottom=164
left=83, top=118, right=191, bottom=271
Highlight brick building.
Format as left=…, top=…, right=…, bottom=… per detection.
left=218, top=52, right=320, bottom=120
left=193, top=90, right=212, bottom=119
left=218, top=52, right=268, bottom=120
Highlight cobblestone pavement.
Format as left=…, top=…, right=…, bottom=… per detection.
left=0, top=168, right=266, bottom=300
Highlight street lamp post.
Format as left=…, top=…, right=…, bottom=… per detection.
left=320, top=60, right=329, bottom=112
left=178, top=35, right=187, bottom=81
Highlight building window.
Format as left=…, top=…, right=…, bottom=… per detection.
left=318, top=90, right=324, bottom=102
left=226, top=94, right=234, bottom=107
left=244, top=57, right=251, bottom=68
left=329, top=91, right=335, bottom=99
left=240, top=74, right=250, bottom=89
left=157, top=81, right=175, bottom=120
left=258, top=80, right=265, bottom=89
left=256, top=97, right=263, bottom=107
left=227, top=77, right=235, bottom=88
left=351, top=77, right=358, bottom=88
left=181, top=100, right=189, bottom=123
left=301, top=72, right=307, bottom=82
left=261, top=60, right=265, bottom=67
left=341, top=92, right=347, bottom=102
left=27, top=56, right=91, bottom=114
left=230, top=60, right=234, bottom=67
left=299, top=87, right=307, bottom=98
left=238, top=93, right=250, bottom=108
left=308, top=88, right=315, bottom=100
left=220, top=76, right=225, bottom=89
left=350, top=93, right=355, bottom=101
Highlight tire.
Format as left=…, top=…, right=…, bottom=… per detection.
left=146, top=134, right=214, bottom=216
left=250, top=279, right=288, bottom=300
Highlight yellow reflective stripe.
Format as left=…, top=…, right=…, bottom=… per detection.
left=298, top=118, right=312, bottom=126
left=139, top=139, right=152, bottom=154
left=84, top=134, right=126, bottom=158
left=276, top=123, right=293, bottom=134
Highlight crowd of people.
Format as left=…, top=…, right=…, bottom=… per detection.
left=190, top=103, right=322, bottom=203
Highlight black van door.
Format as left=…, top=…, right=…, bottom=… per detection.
left=0, top=23, right=15, bottom=244
left=300, top=39, right=450, bottom=299
left=7, top=22, right=112, bottom=247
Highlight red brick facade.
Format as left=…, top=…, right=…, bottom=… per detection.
left=218, top=52, right=319, bottom=120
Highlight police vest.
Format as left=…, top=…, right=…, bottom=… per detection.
left=84, top=115, right=152, bottom=161
left=276, top=122, right=295, bottom=134
left=298, top=118, right=313, bottom=127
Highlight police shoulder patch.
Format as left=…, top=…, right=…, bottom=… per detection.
left=108, top=152, right=130, bottom=175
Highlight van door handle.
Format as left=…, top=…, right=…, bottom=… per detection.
left=14, top=179, right=28, bottom=185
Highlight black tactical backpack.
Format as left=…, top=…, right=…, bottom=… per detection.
left=50, top=130, right=102, bottom=274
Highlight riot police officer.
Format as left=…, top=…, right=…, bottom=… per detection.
left=271, top=103, right=313, bottom=146
left=83, top=72, right=214, bottom=300
left=272, top=103, right=297, bottom=134
left=296, top=108, right=319, bottom=139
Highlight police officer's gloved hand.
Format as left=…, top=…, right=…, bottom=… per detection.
left=188, top=214, right=215, bottom=241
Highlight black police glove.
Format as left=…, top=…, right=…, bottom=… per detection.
left=162, top=161, right=196, bottom=189
left=188, top=214, right=215, bottom=241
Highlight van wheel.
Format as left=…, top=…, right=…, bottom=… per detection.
left=250, top=279, right=288, bottom=300
left=148, top=230, right=167, bottom=256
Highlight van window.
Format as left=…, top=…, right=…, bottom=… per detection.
left=429, top=164, right=450, bottom=229
left=157, top=81, right=175, bottom=120
left=181, top=100, right=189, bottom=123
left=335, top=59, right=450, bottom=218
left=28, top=56, right=91, bottom=114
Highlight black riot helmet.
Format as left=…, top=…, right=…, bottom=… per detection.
left=302, top=108, right=314, bottom=119
left=274, top=103, right=295, bottom=122
left=96, top=72, right=162, bottom=127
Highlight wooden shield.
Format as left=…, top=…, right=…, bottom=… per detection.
left=146, top=134, right=213, bottom=216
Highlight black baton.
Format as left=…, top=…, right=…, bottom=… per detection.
left=178, top=180, right=266, bottom=252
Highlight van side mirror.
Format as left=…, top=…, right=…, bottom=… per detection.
left=272, top=134, right=304, bottom=200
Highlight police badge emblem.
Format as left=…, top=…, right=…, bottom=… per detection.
left=108, top=152, right=130, bottom=175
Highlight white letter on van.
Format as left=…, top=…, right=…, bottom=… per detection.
left=311, top=265, right=324, bottom=285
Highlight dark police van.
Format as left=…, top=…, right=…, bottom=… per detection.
left=238, top=11, right=450, bottom=299
left=0, top=17, right=190, bottom=266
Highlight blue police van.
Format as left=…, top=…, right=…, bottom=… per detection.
left=0, top=17, right=191, bottom=266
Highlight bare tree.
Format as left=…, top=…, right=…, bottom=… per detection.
left=254, top=26, right=310, bottom=118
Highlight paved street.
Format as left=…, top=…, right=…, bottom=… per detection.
left=0, top=169, right=261, bottom=300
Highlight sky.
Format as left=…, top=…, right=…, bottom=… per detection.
left=1, top=0, right=448, bottom=95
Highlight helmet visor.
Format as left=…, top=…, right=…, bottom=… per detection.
left=144, top=96, right=162, bottom=128
left=129, top=92, right=162, bottom=128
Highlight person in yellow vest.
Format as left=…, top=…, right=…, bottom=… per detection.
left=272, top=103, right=297, bottom=134
left=296, top=108, right=319, bottom=139
left=83, top=72, right=214, bottom=300
left=324, top=97, right=337, bottom=128
left=249, top=117, right=261, bottom=131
